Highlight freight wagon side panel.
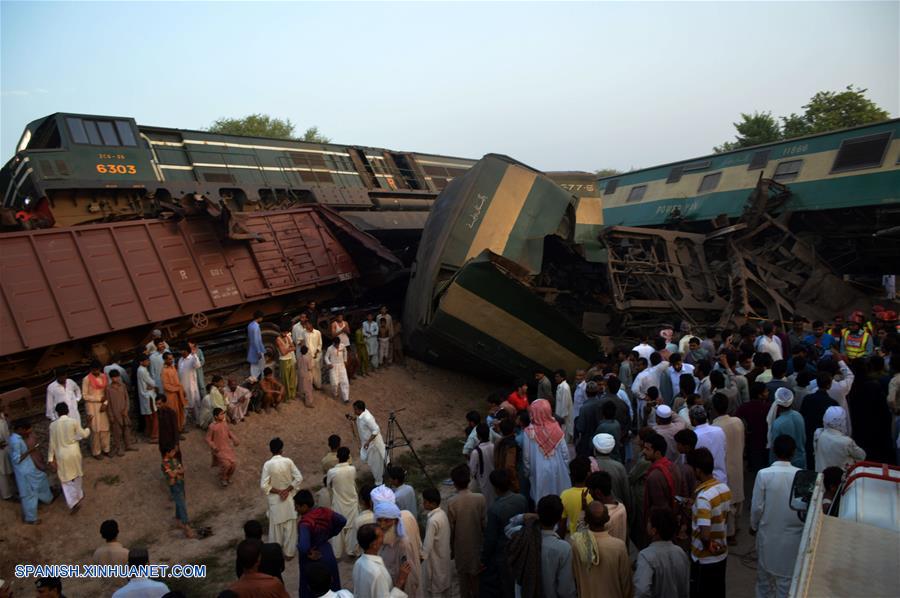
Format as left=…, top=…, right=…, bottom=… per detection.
left=0, top=235, right=76, bottom=354
left=236, top=209, right=360, bottom=294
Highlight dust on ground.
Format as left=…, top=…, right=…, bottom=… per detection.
left=0, top=358, right=491, bottom=597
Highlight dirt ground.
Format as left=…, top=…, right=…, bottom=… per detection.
left=0, top=357, right=491, bottom=597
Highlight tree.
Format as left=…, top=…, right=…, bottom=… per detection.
left=207, top=114, right=295, bottom=139
left=713, top=111, right=782, bottom=153
left=780, top=85, right=890, bottom=138
left=301, top=126, right=331, bottom=144
left=595, top=168, right=622, bottom=177
left=714, top=86, right=891, bottom=151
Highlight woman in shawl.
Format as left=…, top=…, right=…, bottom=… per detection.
left=814, top=406, right=866, bottom=472
left=522, top=399, right=571, bottom=504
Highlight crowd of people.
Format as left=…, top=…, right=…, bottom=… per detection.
left=2, top=303, right=898, bottom=597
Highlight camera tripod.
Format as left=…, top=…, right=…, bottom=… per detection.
left=385, top=409, right=435, bottom=488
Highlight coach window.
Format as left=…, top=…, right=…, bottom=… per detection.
left=604, top=179, right=620, bottom=195
left=773, top=159, right=803, bottom=182
left=666, top=166, right=683, bottom=184
left=626, top=185, right=647, bottom=203
left=830, top=132, right=892, bottom=173
left=747, top=149, right=770, bottom=170
left=697, top=172, right=722, bottom=193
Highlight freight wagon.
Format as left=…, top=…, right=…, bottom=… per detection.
left=596, top=119, right=900, bottom=272
left=0, top=204, right=401, bottom=389
left=0, top=112, right=476, bottom=260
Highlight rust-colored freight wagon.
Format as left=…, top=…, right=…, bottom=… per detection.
left=0, top=206, right=400, bottom=387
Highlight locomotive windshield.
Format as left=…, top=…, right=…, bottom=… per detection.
left=65, top=116, right=137, bottom=147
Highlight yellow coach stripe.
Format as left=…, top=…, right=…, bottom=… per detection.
left=575, top=197, right=604, bottom=225
left=440, top=282, right=589, bottom=372
left=465, top=166, right=537, bottom=261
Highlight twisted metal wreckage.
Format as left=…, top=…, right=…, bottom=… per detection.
left=405, top=156, right=868, bottom=379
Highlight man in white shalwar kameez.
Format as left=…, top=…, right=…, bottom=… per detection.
left=554, top=370, right=574, bottom=443
left=46, top=374, right=82, bottom=427
left=327, top=447, right=359, bottom=558
left=353, top=401, right=388, bottom=485
left=353, top=523, right=411, bottom=598
left=325, top=337, right=350, bottom=404
left=363, top=314, right=380, bottom=369
left=177, top=346, right=203, bottom=422
left=149, top=343, right=166, bottom=393
left=304, top=321, right=324, bottom=389
left=421, top=488, right=452, bottom=598
left=750, top=434, right=804, bottom=598
left=48, top=402, right=91, bottom=511
left=260, top=437, right=303, bottom=559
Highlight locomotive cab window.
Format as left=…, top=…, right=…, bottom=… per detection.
left=20, top=119, right=61, bottom=151
left=830, top=132, right=892, bottom=173
left=773, top=159, right=803, bottom=182
left=66, top=117, right=138, bottom=147
left=626, top=185, right=647, bottom=203
left=698, top=172, right=722, bottom=193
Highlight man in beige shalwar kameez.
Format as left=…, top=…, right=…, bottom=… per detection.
left=326, top=446, right=359, bottom=558
left=711, top=392, right=745, bottom=541
left=48, top=402, right=91, bottom=512
left=260, top=437, right=303, bottom=559
left=82, top=362, right=110, bottom=458
left=570, top=501, right=633, bottom=598
left=446, top=464, right=485, bottom=598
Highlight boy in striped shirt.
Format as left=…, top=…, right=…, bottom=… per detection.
left=687, top=447, right=731, bottom=598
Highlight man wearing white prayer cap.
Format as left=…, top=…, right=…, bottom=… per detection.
left=766, top=388, right=806, bottom=468
left=653, top=404, right=688, bottom=462
left=814, top=406, right=865, bottom=472
left=590, top=433, right=632, bottom=522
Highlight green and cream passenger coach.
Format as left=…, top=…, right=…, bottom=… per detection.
left=597, top=119, right=900, bottom=270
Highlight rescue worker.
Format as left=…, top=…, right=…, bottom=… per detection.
left=840, top=316, right=872, bottom=360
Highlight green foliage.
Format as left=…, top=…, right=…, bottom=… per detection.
left=301, top=126, right=331, bottom=144
left=780, top=86, right=890, bottom=138
left=595, top=168, right=622, bottom=177
left=206, top=115, right=332, bottom=143
left=207, top=114, right=296, bottom=139
left=713, top=111, right=782, bottom=153
left=714, top=86, right=890, bottom=152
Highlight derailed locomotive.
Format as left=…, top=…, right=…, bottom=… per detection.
left=1, top=112, right=476, bottom=262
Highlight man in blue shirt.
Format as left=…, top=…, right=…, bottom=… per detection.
left=803, top=321, right=836, bottom=363
left=247, top=311, right=267, bottom=380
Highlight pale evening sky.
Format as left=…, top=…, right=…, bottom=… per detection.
left=1, top=1, right=897, bottom=172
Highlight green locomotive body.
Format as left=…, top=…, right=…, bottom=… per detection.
left=1, top=113, right=475, bottom=247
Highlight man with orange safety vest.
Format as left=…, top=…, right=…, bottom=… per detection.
left=840, top=315, right=872, bottom=360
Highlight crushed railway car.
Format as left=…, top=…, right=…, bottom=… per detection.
left=597, top=119, right=900, bottom=272
left=1, top=112, right=476, bottom=261
left=0, top=205, right=402, bottom=389
left=404, top=155, right=605, bottom=379
left=404, top=154, right=878, bottom=380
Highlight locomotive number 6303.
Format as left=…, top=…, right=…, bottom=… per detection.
left=96, top=164, right=137, bottom=174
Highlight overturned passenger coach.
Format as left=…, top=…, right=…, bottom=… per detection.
left=404, top=155, right=604, bottom=379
